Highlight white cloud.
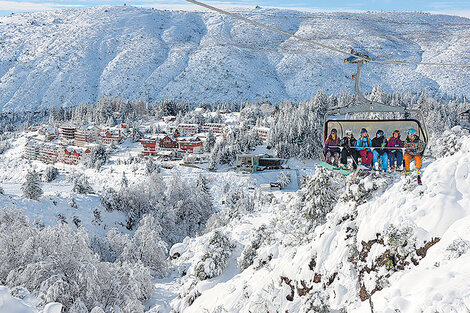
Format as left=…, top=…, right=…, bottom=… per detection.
left=428, top=9, right=470, bottom=18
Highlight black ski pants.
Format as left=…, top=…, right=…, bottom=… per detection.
left=341, top=148, right=359, bottom=169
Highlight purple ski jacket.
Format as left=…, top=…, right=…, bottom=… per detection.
left=387, top=136, right=404, bottom=152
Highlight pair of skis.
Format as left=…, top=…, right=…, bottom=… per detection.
left=402, top=170, right=422, bottom=185
left=318, top=161, right=422, bottom=185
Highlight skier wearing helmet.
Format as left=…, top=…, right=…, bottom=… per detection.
left=387, top=130, right=404, bottom=170
left=404, top=128, right=425, bottom=175
left=371, top=129, right=389, bottom=171
left=339, top=129, right=358, bottom=169
left=323, top=128, right=340, bottom=166
left=356, top=128, right=373, bottom=167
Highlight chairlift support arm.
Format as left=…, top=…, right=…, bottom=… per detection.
left=324, top=53, right=429, bottom=143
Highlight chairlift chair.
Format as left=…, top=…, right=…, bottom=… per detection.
left=323, top=51, right=429, bottom=150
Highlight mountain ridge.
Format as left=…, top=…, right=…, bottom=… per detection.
left=0, top=6, right=469, bottom=112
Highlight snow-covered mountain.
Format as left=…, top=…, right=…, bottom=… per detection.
left=0, top=6, right=469, bottom=112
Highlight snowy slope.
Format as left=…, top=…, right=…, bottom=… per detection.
left=0, top=286, right=62, bottom=313
left=0, top=6, right=470, bottom=111
left=166, top=131, right=470, bottom=312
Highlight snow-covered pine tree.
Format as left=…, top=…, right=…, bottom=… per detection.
left=301, top=166, right=338, bottom=225
left=120, top=172, right=129, bottom=190
left=145, top=158, right=157, bottom=176
left=205, top=128, right=216, bottom=153
left=21, top=170, right=43, bottom=200
left=86, top=144, right=108, bottom=170
left=194, top=231, right=234, bottom=280
left=43, top=166, right=59, bottom=182
left=196, top=174, right=210, bottom=195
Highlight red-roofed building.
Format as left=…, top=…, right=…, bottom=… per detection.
left=177, top=137, right=203, bottom=154
left=140, top=135, right=179, bottom=159
left=98, top=129, right=122, bottom=145
left=61, top=147, right=91, bottom=165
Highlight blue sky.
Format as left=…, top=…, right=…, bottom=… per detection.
left=1, top=0, right=470, bottom=17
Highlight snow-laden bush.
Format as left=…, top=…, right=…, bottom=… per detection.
left=340, top=172, right=391, bottom=206
left=193, top=231, right=234, bottom=280
left=120, top=214, right=169, bottom=275
left=43, top=166, right=59, bottom=182
left=101, top=172, right=213, bottom=245
left=426, top=126, right=470, bottom=158
left=300, top=291, right=331, bottom=313
left=86, top=144, right=108, bottom=170
left=446, top=239, right=470, bottom=259
left=22, top=170, right=43, bottom=200
left=383, top=224, right=417, bottom=257
left=237, top=225, right=272, bottom=271
left=72, top=175, right=93, bottom=194
left=0, top=139, right=11, bottom=154
left=68, top=195, right=78, bottom=209
left=0, top=208, right=153, bottom=313
left=277, top=171, right=291, bottom=188
left=301, top=166, right=340, bottom=225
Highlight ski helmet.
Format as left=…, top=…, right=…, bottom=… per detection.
left=393, top=130, right=400, bottom=136
left=408, top=128, right=417, bottom=135
left=361, top=128, right=368, bottom=135
left=376, top=130, right=384, bottom=137
left=346, top=129, right=353, bottom=135
left=331, top=128, right=337, bottom=135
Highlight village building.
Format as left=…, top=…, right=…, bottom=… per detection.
left=75, top=125, right=101, bottom=147
left=59, top=126, right=77, bottom=141
left=39, top=144, right=61, bottom=164
left=236, top=153, right=285, bottom=173
left=98, top=129, right=122, bottom=145
left=176, top=123, right=199, bottom=136
left=140, top=135, right=179, bottom=159
left=177, top=136, right=203, bottom=154
left=24, top=142, right=41, bottom=160
left=256, top=127, right=270, bottom=142
left=38, top=126, right=58, bottom=141
left=202, top=123, right=226, bottom=134
left=459, top=110, right=470, bottom=128
left=163, top=116, right=176, bottom=123
left=140, top=136, right=160, bottom=159
left=60, top=146, right=91, bottom=165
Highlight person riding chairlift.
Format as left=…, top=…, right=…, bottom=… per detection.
left=323, top=128, right=340, bottom=167
left=356, top=128, right=373, bottom=167
left=404, top=128, right=425, bottom=175
left=371, top=129, right=389, bottom=172
left=339, top=129, right=358, bottom=170
left=387, top=130, right=404, bottom=170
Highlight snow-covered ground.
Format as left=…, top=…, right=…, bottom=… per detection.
left=156, top=131, right=470, bottom=312
left=0, top=6, right=469, bottom=111
left=2, top=127, right=470, bottom=312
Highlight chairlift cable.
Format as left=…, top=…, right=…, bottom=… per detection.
left=185, top=0, right=470, bottom=67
